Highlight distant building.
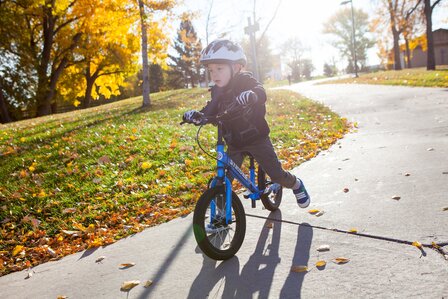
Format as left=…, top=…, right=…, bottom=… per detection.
left=402, top=28, right=448, bottom=68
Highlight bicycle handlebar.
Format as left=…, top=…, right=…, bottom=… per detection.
left=180, top=102, right=253, bottom=126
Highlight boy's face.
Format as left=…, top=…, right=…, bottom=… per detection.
left=207, top=63, right=241, bottom=87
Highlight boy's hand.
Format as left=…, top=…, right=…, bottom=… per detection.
left=183, top=110, right=204, bottom=125
left=236, top=90, right=257, bottom=106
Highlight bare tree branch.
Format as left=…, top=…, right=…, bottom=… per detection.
left=257, top=0, right=282, bottom=45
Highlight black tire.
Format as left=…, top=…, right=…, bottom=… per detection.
left=258, top=167, right=283, bottom=211
left=193, top=187, right=246, bottom=260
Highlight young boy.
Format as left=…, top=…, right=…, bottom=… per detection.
left=183, top=39, right=310, bottom=208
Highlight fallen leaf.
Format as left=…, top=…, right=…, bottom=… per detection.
left=61, top=230, right=81, bottom=236
left=120, top=280, right=140, bottom=291
left=443, top=207, right=448, bottom=211
left=308, top=209, right=320, bottom=215
left=391, top=195, right=401, bottom=200
left=431, top=242, right=440, bottom=249
left=47, top=246, right=57, bottom=257
left=57, top=296, right=68, bottom=299
left=343, top=188, right=349, bottom=193
left=348, top=228, right=358, bottom=233
left=315, top=211, right=325, bottom=217
left=404, top=173, right=411, bottom=176
left=119, top=262, right=136, bottom=268
left=144, top=280, right=153, bottom=288
left=291, top=265, right=308, bottom=273
left=412, top=241, right=422, bottom=249
left=266, top=222, right=274, bottom=229
left=25, top=270, right=34, bottom=279
left=12, top=245, right=24, bottom=257
left=96, top=256, right=106, bottom=263
left=427, top=148, right=434, bottom=151
left=98, top=155, right=111, bottom=165
left=141, top=162, right=152, bottom=170
left=317, top=245, right=330, bottom=252
left=332, top=257, right=350, bottom=264
left=62, top=208, right=77, bottom=214
left=315, top=260, right=326, bottom=267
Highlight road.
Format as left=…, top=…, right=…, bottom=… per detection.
left=1, top=81, right=448, bottom=298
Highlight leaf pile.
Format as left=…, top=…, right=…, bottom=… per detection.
left=0, top=88, right=351, bottom=276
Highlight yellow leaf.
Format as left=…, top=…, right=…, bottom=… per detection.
left=348, top=228, right=358, bottom=233
left=73, top=100, right=81, bottom=107
left=86, top=224, right=95, bottom=233
left=141, top=162, right=152, bottom=170
left=12, top=245, right=24, bottom=257
left=412, top=241, right=422, bottom=249
left=144, top=280, right=153, bottom=288
left=316, top=260, right=326, bottom=267
left=291, top=265, right=308, bottom=272
left=121, top=280, right=140, bottom=291
left=119, top=262, right=136, bottom=268
left=132, top=128, right=138, bottom=134
left=129, top=135, right=137, bottom=141
left=308, top=209, right=319, bottom=214
left=20, top=137, right=26, bottom=142
left=432, top=242, right=440, bottom=249
left=333, top=257, right=350, bottom=264
left=28, top=166, right=35, bottom=172
left=38, top=190, right=46, bottom=198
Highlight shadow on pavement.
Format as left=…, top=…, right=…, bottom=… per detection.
left=138, top=223, right=192, bottom=299
left=188, top=210, right=312, bottom=298
left=280, top=222, right=313, bottom=298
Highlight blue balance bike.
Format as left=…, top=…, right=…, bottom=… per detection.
left=181, top=104, right=283, bottom=260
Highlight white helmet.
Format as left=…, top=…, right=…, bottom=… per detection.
left=200, top=39, right=247, bottom=66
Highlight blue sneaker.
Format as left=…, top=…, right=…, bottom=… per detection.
left=293, top=179, right=310, bottom=208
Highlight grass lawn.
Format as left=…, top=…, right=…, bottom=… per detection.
left=0, top=88, right=351, bottom=276
left=322, top=66, right=448, bottom=88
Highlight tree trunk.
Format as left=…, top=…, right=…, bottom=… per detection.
left=424, top=0, right=436, bottom=70
left=391, top=27, right=402, bottom=70
left=83, top=79, right=95, bottom=109
left=36, top=6, right=55, bottom=117
left=138, top=0, right=151, bottom=107
left=405, top=37, right=412, bottom=68
left=0, top=81, right=12, bottom=123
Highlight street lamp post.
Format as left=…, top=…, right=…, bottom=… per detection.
left=341, top=0, right=358, bottom=77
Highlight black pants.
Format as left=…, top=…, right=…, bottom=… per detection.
left=227, top=137, right=297, bottom=189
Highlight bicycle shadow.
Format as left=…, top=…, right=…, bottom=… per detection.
left=187, top=210, right=282, bottom=298
left=188, top=210, right=313, bottom=298
left=280, top=222, right=313, bottom=298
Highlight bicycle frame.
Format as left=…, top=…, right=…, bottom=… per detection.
left=209, top=121, right=266, bottom=225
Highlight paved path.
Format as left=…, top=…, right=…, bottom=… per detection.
left=1, top=82, right=448, bottom=298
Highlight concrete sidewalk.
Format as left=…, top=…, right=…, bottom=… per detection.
left=1, top=82, right=448, bottom=298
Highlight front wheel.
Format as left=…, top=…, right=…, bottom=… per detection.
left=193, top=187, right=246, bottom=260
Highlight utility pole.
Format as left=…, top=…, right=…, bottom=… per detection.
left=341, top=0, right=358, bottom=77
left=244, top=17, right=260, bottom=80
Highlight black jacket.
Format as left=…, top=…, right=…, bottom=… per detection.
left=200, top=72, right=270, bottom=147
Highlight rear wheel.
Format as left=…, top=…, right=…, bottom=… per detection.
left=193, top=187, right=246, bottom=260
left=258, top=167, right=282, bottom=211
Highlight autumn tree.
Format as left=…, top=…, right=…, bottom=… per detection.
left=281, top=37, right=308, bottom=82
left=323, top=8, right=374, bottom=73
left=170, top=16, right=203, bottom=88
left=57, top=1, right=139, bottom=109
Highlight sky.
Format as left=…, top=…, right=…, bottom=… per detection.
left=179, top=0, right=448, bottom=76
